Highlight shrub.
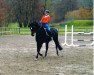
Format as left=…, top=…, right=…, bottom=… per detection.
left=65, top=8, right=93, bottom=20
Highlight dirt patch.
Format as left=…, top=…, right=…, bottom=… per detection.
left=0, top=35, right=93, bottom=75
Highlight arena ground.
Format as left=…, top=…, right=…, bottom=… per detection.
left=0, top=35, right=93, bottom=75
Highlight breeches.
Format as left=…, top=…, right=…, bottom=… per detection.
left=42, top=23, right=50, bottom=31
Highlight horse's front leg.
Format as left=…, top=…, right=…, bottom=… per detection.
left=36, top=43, right=43, bottom=59
left=45, top=42, right=49, bottom=57
left=56, top=46, right=59, bottom=56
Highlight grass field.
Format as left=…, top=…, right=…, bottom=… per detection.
left=0, top=20, right=93, bottom=35
left=60, top=20, right=93, bottom=27
left=56, top=20, right=93, bottom=33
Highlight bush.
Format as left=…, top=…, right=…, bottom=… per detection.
left=65, top=8, right=93, bottom=20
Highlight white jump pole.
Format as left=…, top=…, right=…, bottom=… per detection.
left=69, top=25, right=78, bottom=46
left=90, top=2, right=94, bottom=46
left=91, top=8, right=94, bottom=46
left=62, top=25, right=69, bottom=46
left=70, top=25, right=74, bottom=46
left=91, top=2, right=94, bottom=46
left=91, top=25, right=94, bottom=46
left=71, top=25, right=93, bottom=47
left=62, top=25, right=94, bottom=47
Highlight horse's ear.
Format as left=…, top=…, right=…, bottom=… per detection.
left=28, top=22, right=32, bottom=27
left=28, top=21, right=34, bottom=28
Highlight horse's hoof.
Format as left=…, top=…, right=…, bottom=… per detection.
left=59, top=48, right=63, bottom=51
left=34, top=58, right=38, bottom=61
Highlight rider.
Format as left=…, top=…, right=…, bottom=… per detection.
left=40, top=10, right=51, bottom=36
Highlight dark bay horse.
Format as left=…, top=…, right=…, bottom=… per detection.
left=29, top=21, right=63, bottom=59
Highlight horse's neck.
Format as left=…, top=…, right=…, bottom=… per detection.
left=39, top=27, right=45, bottom=33
left=36, top=27, right=45, bottom=35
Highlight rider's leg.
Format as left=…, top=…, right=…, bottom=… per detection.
left=44, top=24, right=50, bottom=31
left=44, top=24, right=51, bottom=36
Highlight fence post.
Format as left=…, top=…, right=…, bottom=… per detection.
left=0, top=28, right=1, bottom=35
left=62, top=25, right=69, bottom=46
left=70, top=25, right=76, bottom=46
left=19, top=27, right=20, bottom=34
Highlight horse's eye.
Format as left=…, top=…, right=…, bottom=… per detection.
left=31, top=27, right=32, bottom=30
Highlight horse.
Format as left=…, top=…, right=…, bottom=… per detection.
left=29, top=21, right=63, bottom=59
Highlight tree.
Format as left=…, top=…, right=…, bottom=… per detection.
left=0, top=0, right=7, bottom=26
left=77, top=0, right=93, bottom=10
left=53, top=0, right=78, bottom=22
left=2, top=0, right=93, bottom=26
left=6, top=0, right=43, bottom=27
left=65, top=8, right=93, bottom=20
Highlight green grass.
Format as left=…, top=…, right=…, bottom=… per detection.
left=20, top=27, right=31, bottom=35
left=59, top=20, right=93, bottom=32
left=8, top=22, right=19, bottom=28
left=0, top=20, right=93, bottom=35
left=60, top=20, right=93, bottom=28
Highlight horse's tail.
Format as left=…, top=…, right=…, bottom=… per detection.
left=51, top=28, right=63, bottom=50
left=55, top=39, right=63, bottom=50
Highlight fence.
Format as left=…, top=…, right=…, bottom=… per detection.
left=62, top=25, right=94, bottom=46
left=0, top=27, right=20, bottom=35
left=0, top=27, right=93, bottom=36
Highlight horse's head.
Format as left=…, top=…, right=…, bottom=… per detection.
left=29, top=21, right=41, bottom=36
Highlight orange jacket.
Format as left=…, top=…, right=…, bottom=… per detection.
left=40, top=15, right=50, bottom=24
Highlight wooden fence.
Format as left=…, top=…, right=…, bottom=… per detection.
left=0, top=27, right=93, bottom=36
left=0, top=27, right=20, bottom=35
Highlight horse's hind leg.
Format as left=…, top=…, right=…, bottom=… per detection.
left=36, top=43, right=43, bottom=58
left=36, top=53, right=39, bottom=59
left=45, top=42, right=49, bottom=57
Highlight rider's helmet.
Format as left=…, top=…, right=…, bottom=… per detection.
left=45, top=10, right=50, bottom=13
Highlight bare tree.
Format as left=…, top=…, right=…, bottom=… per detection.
left=53, top=0, right=78, bottom=22
left=0, top=0, right=8, bottom=26
left=6, top=0, right=43, bottom=27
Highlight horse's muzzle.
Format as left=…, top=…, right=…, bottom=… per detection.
left=31, top=34, right=34, bottom=36
left=31, top=32, right=35, bottom=36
